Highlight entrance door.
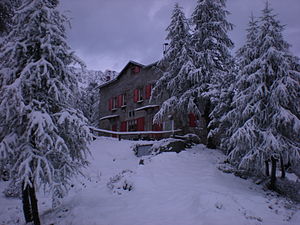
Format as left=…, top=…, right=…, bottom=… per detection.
left=120, top=121, right=127, bottom=132
left=137, top=117, right=145, bottom=131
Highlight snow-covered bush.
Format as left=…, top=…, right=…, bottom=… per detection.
left=107, top=170, right=134, bottom=195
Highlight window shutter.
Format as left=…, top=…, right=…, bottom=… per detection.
left=133, top=89, right=139, bottom=102
left=108, top=98, right=113, bottom=111
left=118, top=95, right=123, bottom=107
left=188, top=113, right=197, bottom=127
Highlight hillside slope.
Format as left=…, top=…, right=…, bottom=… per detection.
left=1, top=137, right=299, bottom=225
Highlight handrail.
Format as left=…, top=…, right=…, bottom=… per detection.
left=89, top=126, right=181, bottom=135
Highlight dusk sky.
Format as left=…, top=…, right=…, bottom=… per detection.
left=59, top=0, right=300, bottom=72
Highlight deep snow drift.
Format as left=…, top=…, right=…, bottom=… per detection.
left=1, top=137, right=299, bottom=225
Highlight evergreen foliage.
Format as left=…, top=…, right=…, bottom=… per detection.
left=224, top=3, right=300, bottom=174
left=190, top=0, right=234, bottom=146
left=0, top=0, right=92, bottom=212
left=151, top=3, right=195, bottom=124
left=80, top=81, right=100, bottom=126
left=0, top=0, right=21, bottom=35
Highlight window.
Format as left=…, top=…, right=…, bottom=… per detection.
left=128, top=119, right=137, bottom=131
left=138, top=88, right=143, bottom=102
left=129, top=110, right=135, bottom=118
left=122, top=93, right=127, bottom=107
left=133, top=88, right=143, bottom=103
left=145, top=84, right=152, bottom=99
left=132, top=66, right=141, bottom=74
left=112, top=97, right=118, bottom=110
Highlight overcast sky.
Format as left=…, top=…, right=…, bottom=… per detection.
left=59, top=0, right=300, bottom=72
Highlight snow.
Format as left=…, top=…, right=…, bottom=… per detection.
left=135, top=105, right=159, bottom=111
left=99, top=114, right=119, bottom=121
left=1, top=137, right=299, bottom=225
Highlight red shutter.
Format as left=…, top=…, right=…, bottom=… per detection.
left=137, top=117, right=145, bottom=131
left=188, top=113, right=197, bottom=127
left=108, top=98, right=113, bottom=111
left=118, top=95, right=123, bottom=107
left=120, top=121, right=127, bottom=132
left=145, top=84, right=152, bottom=99
left=133, top=89, right=139, bottom=102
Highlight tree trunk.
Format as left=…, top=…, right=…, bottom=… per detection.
left=280, top=154, right=285, bottom=179
left=265, top=160, right=270, bottom=176
left=22, top=185, right=32, bottom=223
left=270, top=156, right=277, bottom=190
left=29, top=185, right=40, bottom=225
left=22, top=183, right=40, bottom=225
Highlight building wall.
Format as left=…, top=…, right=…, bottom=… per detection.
left=99, top=62, right=163, bottom=138
left=98, top=61, right=208, bottom=142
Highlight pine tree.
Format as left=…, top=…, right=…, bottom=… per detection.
left=189, top=0, right=234, bottom=146
left=0, top=0, right=92, bottom=223
left=225, top=3, right=300, bottom=176
left=0, top=0, right=21, bottom=36
left=221, top=15, right=260, bottom=154
left=80, top=81, right=100, bottom=126
left=152, top=3, right=196, bottom=124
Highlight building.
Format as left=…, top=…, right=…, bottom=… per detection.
left=98, top=60, right=207, bottom=140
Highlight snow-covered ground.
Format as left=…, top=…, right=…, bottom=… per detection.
left=1, top=137, right=299, bottom=225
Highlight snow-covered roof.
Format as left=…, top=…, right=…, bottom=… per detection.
left=135, top=105, right=159, bottom=111
left=99, top=114, right=119, bottom=120
left=98, top=60, right=157, bottom=89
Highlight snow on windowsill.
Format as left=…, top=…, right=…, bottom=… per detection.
left=135, top=105, right=159, bottom=111
left=99, top=115, right=119, bottom=120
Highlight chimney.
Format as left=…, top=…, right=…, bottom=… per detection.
left=163, top=43, right=169, bottom=55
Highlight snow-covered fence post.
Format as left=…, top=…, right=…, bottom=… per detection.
left=171, top=119, right=175, bottom=137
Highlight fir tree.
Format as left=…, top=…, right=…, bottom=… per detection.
left=225, top=3, right=300, bottom=176
left=221, top=15, right=259, bottom=153
left=190, top=0, right=234, bottom=146
left=152, top=3, right=196, bottom=124
left=0, top=0, right=92, bottom=223
left=80, top=81, right=100, bottom=126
